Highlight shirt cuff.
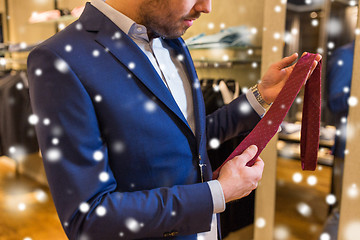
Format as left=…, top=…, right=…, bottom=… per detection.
left=207, top=180, right=226, bottom=213
left=246, top=89, right=266, bottom=117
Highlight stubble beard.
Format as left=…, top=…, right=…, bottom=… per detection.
left=139, top=1, right=188, bottom=39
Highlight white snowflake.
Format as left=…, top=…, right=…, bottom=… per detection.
left=307, top=175, right=317, bottom=186
left=247, top=49, right=254, bottom=55
left=177, top=54, right=184, bottom=61
left=99, top=172, right=110, bottom=182
left=65, top=45, right=72, bottom=52
left=222, top=54, right=229, bottom=61
left=349, top=0, right=356, bottom=6
left=96, top=206, right=107, bottom=217
left=171, top=211, right=176, bottom=216
left=297, top=202, right=312, bottom=217
left=213, top=85, right=220, bottom=92
left=239, top=102, right=251, bottom=114
left=272, top=46, right=278, bottom=52
left=9, top=146, right=16, bottom=154
left=327, top=19, right=342, bottom=36
left=23, top=237, right=32, bottom=240
left=79, top=202, right=90, bottom=213
left=46, top=148, right=62, bottom=162
left=92, top=50, right=100, bottom=58
left=128, top=62, right=136, bottom=70
left=296, top=97, right=302, bottom=104
left=54, top=59, right=69, bottom=74
left=58, top=23, right=66, bottom=31
left=337, top=60, right=344, bottom=66
left=94, top=95, right=102, bottom=102
left=119, top=232, right=124, bottom=237
left=267, top=120, right=273, bottom=125
left=311, top=19, right=319, bottom=27
left=207, top=22, right=214, bottom=30
left=274, top=5, right=281, bottom=12
left=16, top=82, right=24, bottom=90
left=345, top=221, right=360, bottom=239
left=292, top=172, right=303, bottom=183
left=355, top=28, right=360, bottom=35
left=43, top=118, right=51, bottom=125
left=112, top=141, right=125, bottom=153
left=305, top=0, right=312, bottom=4
left=319, top=232, right=330, bottom=240
left=193, top=81, right=200, bottom=89
left=125, top=218, right=141, bottom=233
left=220, top=23, right=226, bottom=29
left=76, top=23, right=83, bottom=30
left=112, top=32, right=121, bottom=40
left=241, top=87, right=249, bottom=93
left=343, top=86, right=350, bottom=93
left=93, top=150, right=104, bottom=161
left=273, top=32, right=281, bottom=39
left=326, top=194, right=336, bottom=205
left=51, top=126, right=63, bottom=136
left=28, top=114, right=39, bottom=125
left=18, top=203, right=26, bottom=211
left=347, top=184, right=359, bottom=198
left=291, top=28, right=298, bottom=35
left=0, top=58, right=6, bottom=66
left=348, top=96, right=358, bottom=107
left=52, top=138, right=59, bottom=145
left=35, top=189, right=48, bottom=203
left=284, top=32, right=292, bottom=44
left=145, top=101, right=156, bottom=113
left=251, top=62, right=258, bottom=68
left=20, top=42, right=27, bottom=49
left=317, top=47, right=324, bottom=54
left=250, top=27, right=258, bottom=35
left=35, top=68, right=42, bottom=76
left=209, top=138, right=220, bottom=149
left=255, top=217, right=266, bottom=228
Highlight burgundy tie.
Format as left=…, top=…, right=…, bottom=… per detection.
left=213, top=53, right=322, bottom=179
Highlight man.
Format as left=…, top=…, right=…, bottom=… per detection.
left=27, top=0, right=321, bottom=239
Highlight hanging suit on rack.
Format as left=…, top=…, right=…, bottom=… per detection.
left=0, top=72, right=38, bottom=157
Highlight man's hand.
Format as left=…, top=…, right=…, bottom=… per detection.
left=218, top=145, right=264, bottom=203
left=258, top=52, right=322, bottom=104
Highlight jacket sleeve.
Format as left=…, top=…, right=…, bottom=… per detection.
left=205, top=94, right=261, bottom=148
left=27, top=45, right=213, bottom=239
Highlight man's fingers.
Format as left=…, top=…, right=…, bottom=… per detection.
left=234, top=145, right=258, bottom=166
left=276, top=52, right=298, bottom=69
left=252, top=156, right=265, bottom=169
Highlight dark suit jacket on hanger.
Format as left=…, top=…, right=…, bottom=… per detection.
left=27, top=3, right=260, bottom=240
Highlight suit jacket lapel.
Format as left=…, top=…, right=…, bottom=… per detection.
left=79, top=3, right=193, bottom=134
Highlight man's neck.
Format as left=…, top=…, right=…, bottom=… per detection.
left=105, top=0, right=142, bottom=24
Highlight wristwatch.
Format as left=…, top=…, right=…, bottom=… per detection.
left=250, top=84, right=271, bottom=109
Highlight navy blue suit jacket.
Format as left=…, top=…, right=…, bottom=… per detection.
left=27, top=3, right=260, bottom=239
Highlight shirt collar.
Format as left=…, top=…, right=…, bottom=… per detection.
left=91, top=0, right=150, bottom=42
